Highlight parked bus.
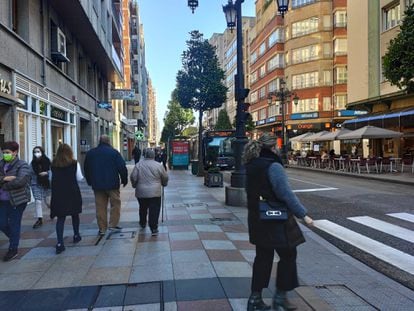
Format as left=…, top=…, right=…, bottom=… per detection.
left=202, top=130, right=235, bottom=170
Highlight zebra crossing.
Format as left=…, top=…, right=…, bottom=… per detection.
left=313, top=212, right=414, bottom=275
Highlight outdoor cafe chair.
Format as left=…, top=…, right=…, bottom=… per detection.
left=401, top=157, right=414, bottom=173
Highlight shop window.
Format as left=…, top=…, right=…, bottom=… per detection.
left=31, top=98, right=37, bottom=113
left=39, top=100, right=48, bottom=116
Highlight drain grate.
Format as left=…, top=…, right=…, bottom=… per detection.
left=312, top=285, right=378, bottom=310
left=107, top=231, right=136, bottom=240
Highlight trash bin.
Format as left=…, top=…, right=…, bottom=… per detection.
left=191, top=160, right=199, bottom=175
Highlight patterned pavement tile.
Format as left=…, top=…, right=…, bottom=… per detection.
left=220, top=224, right=247, bottom=233
left=170, top=240, right=203, bottom=251
left=206, top=250, right=246, bottom=262
left=167, top=215, right=191, bottom=221
left=137, top=233, right=169, bottom=242
left=189, top=214, right=212, bottom=220
left=211, top=261, right=253, bottom=277
left=171, top=250, right=210, bottom=264
left=167, top=225, right=195, bottom=233
left=129, top=263, right=173, bottom=283
left=232, top=240, right=255, bottom=250
left=201, top=240, right=236, bottom=250
left=194, top=224, right=222, bottom=232
left=176, top=299, right=232, bottom=311
left=225, top=232, right=249, bottom=241
left=173, top=261, right=216, bottom=280
left=81, top=267, right=131, bottom=286
left=198, top=232, right=227, bottom=240
left=169, top=232, right=199, bottom=241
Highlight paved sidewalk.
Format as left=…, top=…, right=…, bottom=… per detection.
left=0, top=166, right=413, bottom=310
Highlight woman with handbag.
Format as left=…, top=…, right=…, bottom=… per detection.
left=243, top=133, right=313, bottom=311
left=30, top=146, right=51, bottom=229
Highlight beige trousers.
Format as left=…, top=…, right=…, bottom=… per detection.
left=94, top=189, right=121, bottom=232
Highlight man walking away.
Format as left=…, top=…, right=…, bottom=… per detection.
left=84, top=135, right=128, bottom=236
left=132, top=144, right=141, bottom=164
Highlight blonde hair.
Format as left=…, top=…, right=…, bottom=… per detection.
left=242, top=133, right=277, bottom=164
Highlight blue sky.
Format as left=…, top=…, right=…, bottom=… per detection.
left=138, top=0, right=256, bottom=130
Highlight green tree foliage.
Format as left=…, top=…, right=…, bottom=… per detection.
left=232, top=114, right=255, bottom=132
left=182, top=126, right=198, bottom=137
left=160, top=90, right=195, bottom=143
left=215, top=109, right=233, bottom=130
left=382, top=4, right=414, bottom=93
left=175, top=30, right=227, bottom=174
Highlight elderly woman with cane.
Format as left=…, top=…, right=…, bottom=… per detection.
left=130, top=148, right=168, bottom=236
left=243, top=133, right=313, bottom=311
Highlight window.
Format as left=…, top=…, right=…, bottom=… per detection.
left=259, top=108, right=267, bottom=120
left=267, top=54, right=284, bottom=71
left=250, top=71, right=258, bottom=84
left=251, top=51, right=258, bottom=64
left=250, top=91, right=258, bottom=103
left=292, top=44, right=319, bottom=64
left=323, top=43, right=331, bottom=58
left=323, top=15, right=331, bottom=29
left=383, top=4, right=401, bottom=30
left=334, top=38, right=347, bottom=55
left=292, top=71, right=319, bottom=89
left=12, top=0, right=29, bottom=40
left=285, top=51, right=289, bottom=66
left=259, top=42, right=266, bottom=56
left=335, top=67, right=347, bottom=84
left=259, top=65, right=266, bottom=78
left=268, top=79, right=279, bottom=93
left=252, top=111, right=258, bottom=122
left=268, top=103, right=281, bottom=116
left=268, top=29, right=283, bottom=47
left=292, top=98, right=319, bottom=113
left=292, top=0, right=316, bottom=9
left=334, top=11, right=347, bottom=27
left=292, top=17, right=319, bottom=38
left=259, top=87, right=266, bottom=99
left=335, top=95, right=347, bottom=109
left=323, top=97, right=332, bottom=111
left=323, top=70, right=332, bottom=85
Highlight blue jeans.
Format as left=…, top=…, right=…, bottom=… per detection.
left=0, top=201, right=27, bottom=249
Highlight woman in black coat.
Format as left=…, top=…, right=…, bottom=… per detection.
left=50, top=144, right=83, bottom=254
left=243, top=133, right=313, bottom=311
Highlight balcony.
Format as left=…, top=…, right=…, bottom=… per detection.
left=112, top=3, right=122, bottom=43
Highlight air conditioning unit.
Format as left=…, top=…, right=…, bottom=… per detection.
left=51, top=27, right=69, bottom=62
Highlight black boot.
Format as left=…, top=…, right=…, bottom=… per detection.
left=273, top=290, right=297, bottom=311
left=33, top=218, right=43, bottom=229
left=247, top=292, right=271, bottom=311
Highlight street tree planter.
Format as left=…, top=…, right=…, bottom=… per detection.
left=204, top=168, right=223, bottom=187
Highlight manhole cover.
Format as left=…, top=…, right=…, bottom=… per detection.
left=107, top=231, right=136, bottom=240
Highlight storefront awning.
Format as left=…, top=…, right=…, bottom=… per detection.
left=343, top=109, right=414, bottom=125
left=0, top=93, right=25, bottom=106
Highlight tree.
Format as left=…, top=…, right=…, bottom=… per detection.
left=382, top=4, right=414, bottom=93
left=215, top=109, right=233, bottom=130
left=182, top=126, right=198, bottom=137
left=176, top=30, right=227, bottom=175
left=160, top=90, right=195, bottom=143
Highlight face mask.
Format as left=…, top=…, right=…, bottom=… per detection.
left=34, top=152, right=42, bottom=158
left=3, top=154, right=14, bottom=162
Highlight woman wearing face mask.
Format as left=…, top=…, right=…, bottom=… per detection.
left=0, top=141, right=31, bottom=262
left=30, top=146, right=51, bottom=229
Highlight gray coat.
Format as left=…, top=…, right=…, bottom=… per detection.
left=130, top=159, right=168, bottom=198
left=0, top=157, right=31, bottom=206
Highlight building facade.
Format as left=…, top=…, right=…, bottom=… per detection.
left=0, top=0, right=124, bottom=163
left=346, top=0, right=414, bottom=157
left=250, top=0, right=354, bottom=149
left=147, top=78, right=158, bottom=147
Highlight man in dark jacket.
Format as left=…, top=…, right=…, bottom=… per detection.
left=132, top=144, right=141, bottom=164
left=84, top=135, right=128, bottom=235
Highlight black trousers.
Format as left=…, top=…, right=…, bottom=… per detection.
left=56, top=214, right=80, bottom=245
left=251, top=245, right=299, bottom=292
left=138, top=197, right=161, bottom=230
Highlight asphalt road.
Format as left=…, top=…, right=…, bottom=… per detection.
left=285, top=168, right=414, bottom=290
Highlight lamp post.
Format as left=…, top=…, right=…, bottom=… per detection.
left=188, top=0, right=249, bottom=204
left=267, top=79, right=299, bottom=164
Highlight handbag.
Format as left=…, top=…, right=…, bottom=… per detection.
left=258, top=199, right=288, bottom=221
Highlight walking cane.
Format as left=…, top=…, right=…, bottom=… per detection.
left=161, top=186, right=165, bottom=223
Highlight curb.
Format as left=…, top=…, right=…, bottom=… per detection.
left=286, top=165, right=414, bottom=186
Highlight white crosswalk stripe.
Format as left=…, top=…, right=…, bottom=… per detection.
left=313, top=213, right=414, bottom=275
left=387, top=212, right=414, bottom=224
left=348, top=216, right=414, bottom=243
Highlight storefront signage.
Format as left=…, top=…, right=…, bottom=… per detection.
left=290, top=123, right=322, bottom=130
left=125, top=119, right=137, bottom=126
left=51, top=107, right=67, bottom=121
left=291, top=112, right=319, bottom=120
left=0, top=78, right=12, bottom=95
left=111, top=89, right=135, bottom=100
left=256, top=119, right=266, bottom=126
left=338, top=110, right=368, bottom=117
left=172, top=141, right=189, bottom=166
left=97, top=102, right=112, bottom=110
left=266, top=116, right=276, bottom=124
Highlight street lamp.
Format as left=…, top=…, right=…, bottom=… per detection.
left=188, top=0, right=199, bottom=13
left=275, top=0, right=290, bottom=17
left=267, top=78, right=299, bottom=164
left=188, top=0, right=249, bottom=204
